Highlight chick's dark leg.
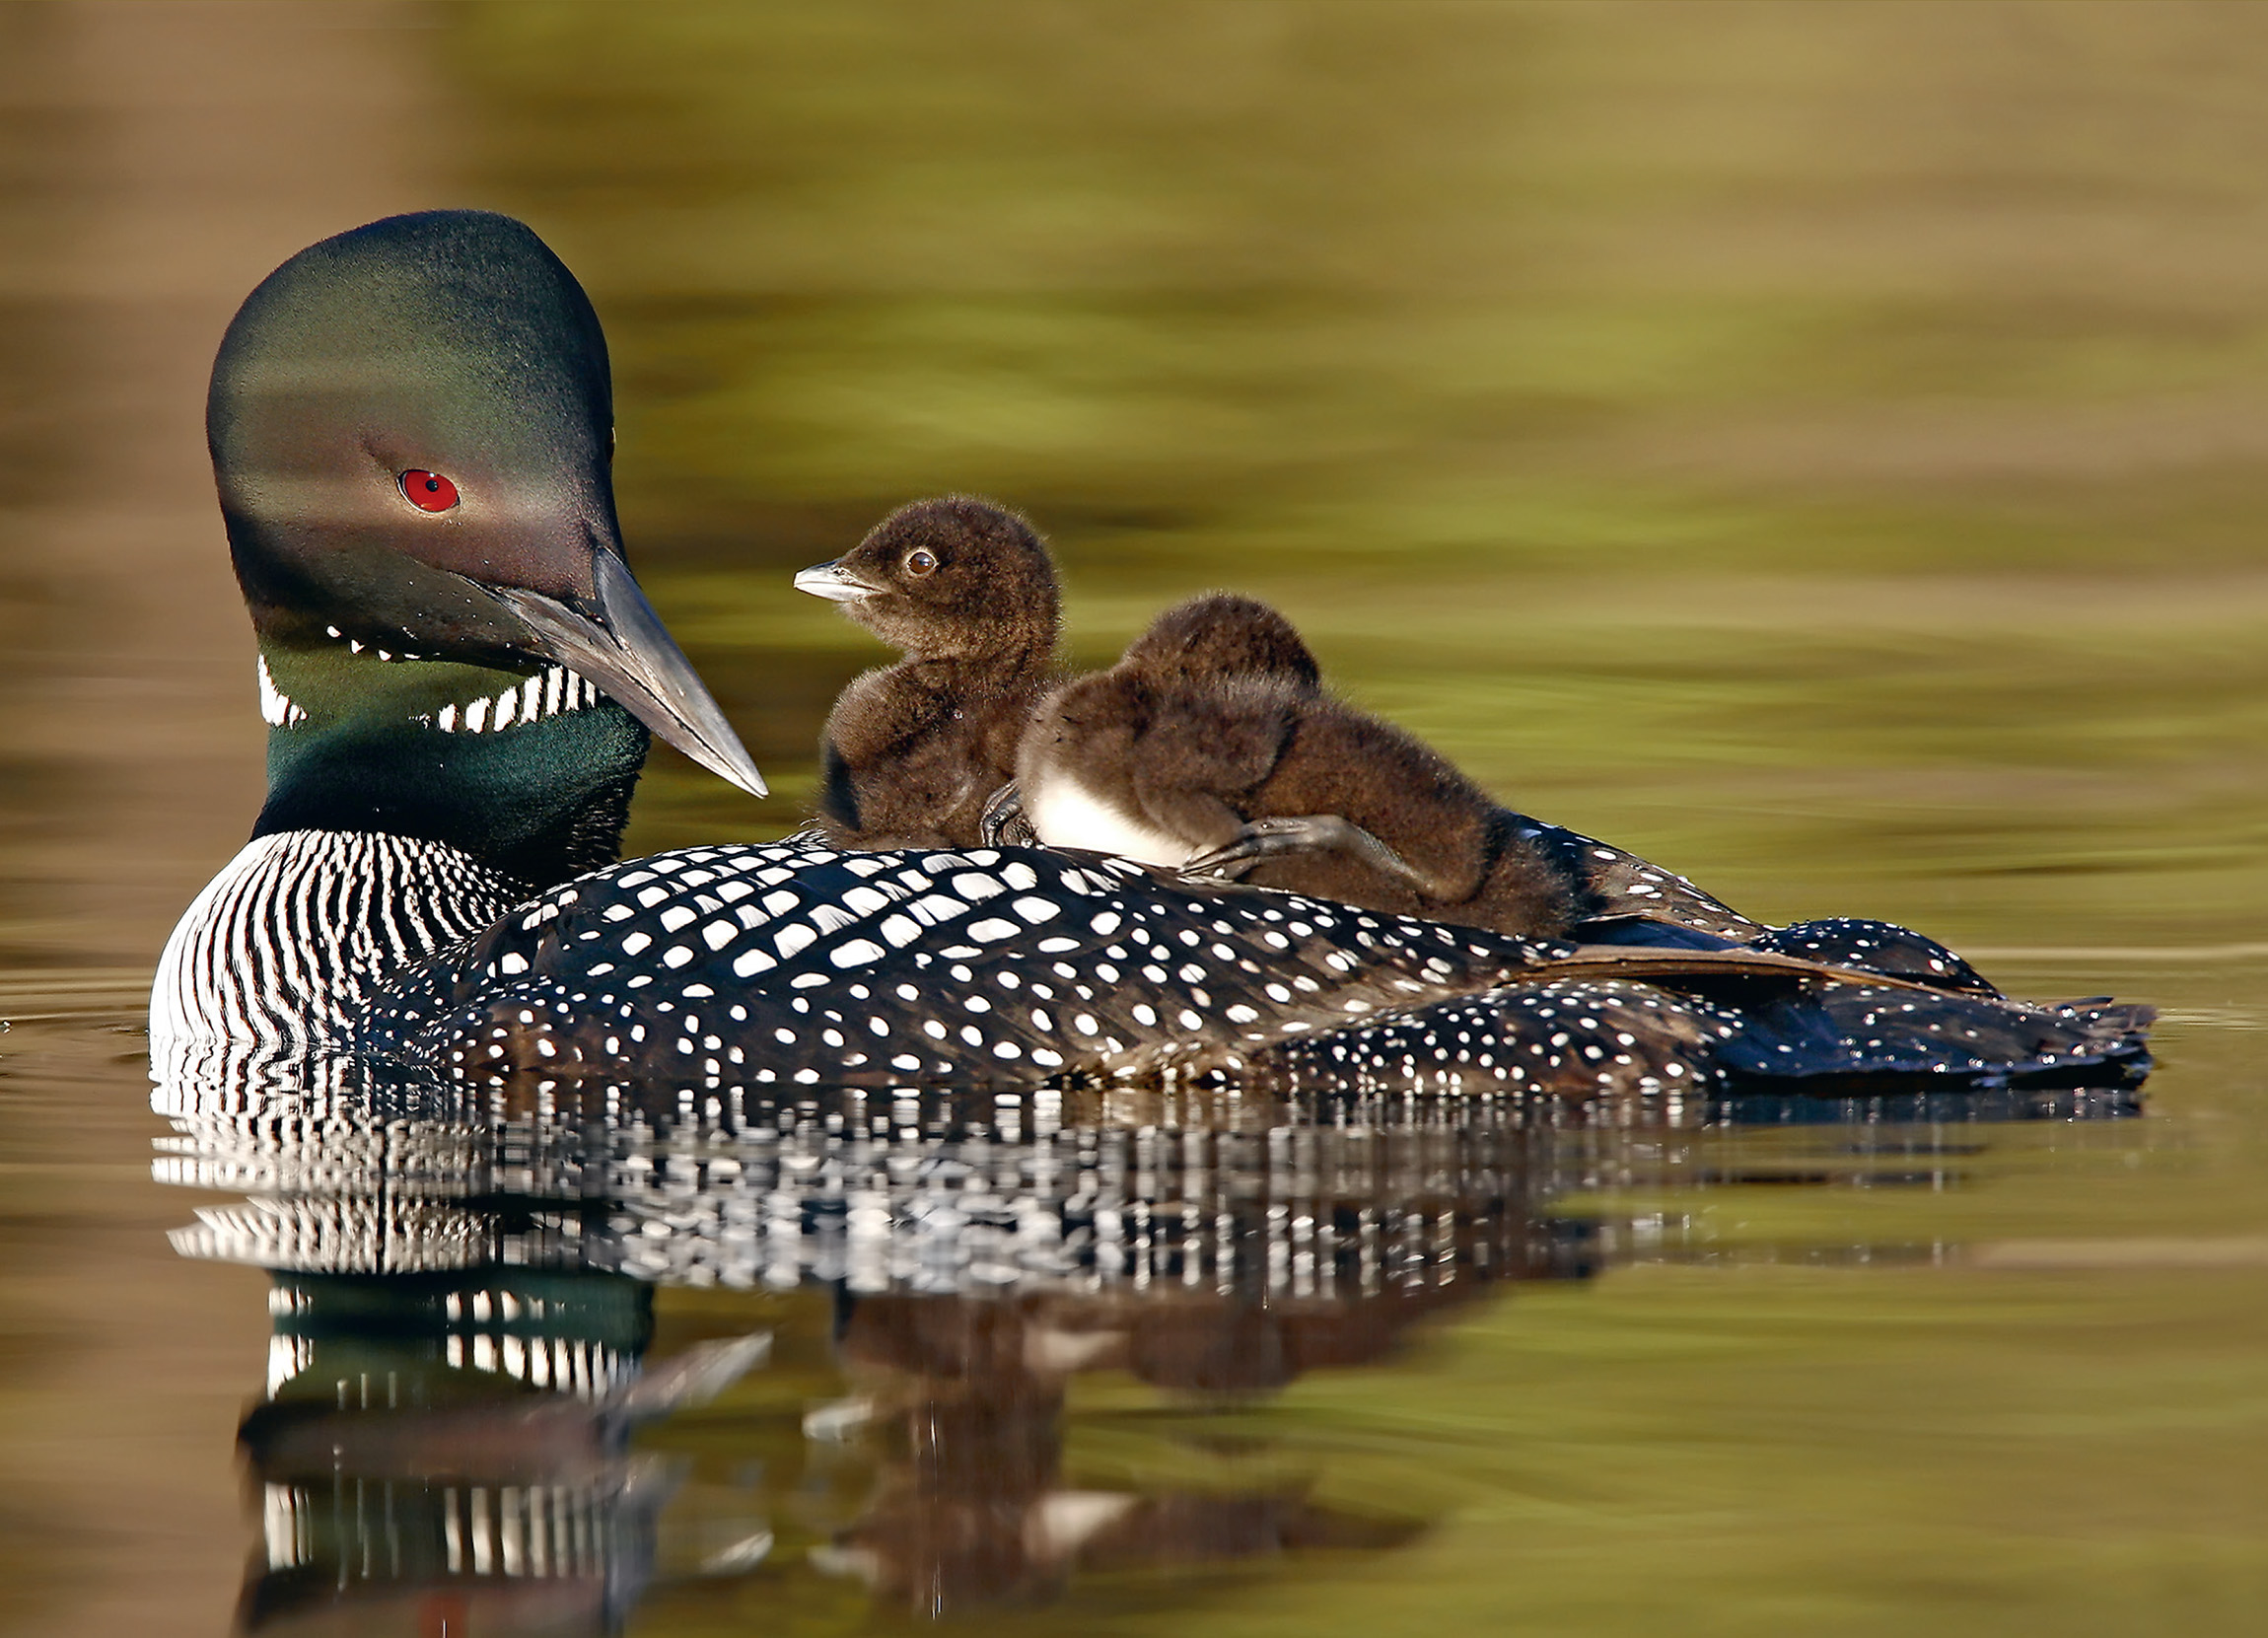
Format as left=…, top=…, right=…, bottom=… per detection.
left=977, top=783, right=1039, bottom=848
left=1181, top=815, right=1464, bottom=897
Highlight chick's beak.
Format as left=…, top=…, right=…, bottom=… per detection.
left=792, top=559, right=878, bottom=604
left=488, top=547, right=768, bottom=799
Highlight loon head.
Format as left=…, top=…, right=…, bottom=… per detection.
left=793, top=495, right=1059, bottom=663
left=1120, top=593, right=1322, bottom=690
left=211, top=211, right=764, bottom=881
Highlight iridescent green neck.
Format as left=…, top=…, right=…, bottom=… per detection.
left=251, top=631, right=649, bottom=887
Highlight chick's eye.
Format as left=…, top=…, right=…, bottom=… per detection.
left=905, top=549, right=938, bottom=576
left=398, top=469, right=460, bottom=513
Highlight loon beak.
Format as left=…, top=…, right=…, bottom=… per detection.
left=792, top=559, right=878, bottom=604
left=490, top=548, right=769, bottom=799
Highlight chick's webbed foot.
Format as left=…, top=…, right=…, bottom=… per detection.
left=1181, top=815, right=1440, bottom=893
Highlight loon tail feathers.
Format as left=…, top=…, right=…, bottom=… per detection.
left=1539, top=944, right=1940, bottom=993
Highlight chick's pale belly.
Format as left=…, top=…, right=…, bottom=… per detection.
left=1024, top=771, right=1195, bottom=869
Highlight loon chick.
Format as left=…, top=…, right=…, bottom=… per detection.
left=1014, top=595, right=2012, bottom=995
left=796, top=497, right=1058, bottom=848
left=153, top=211, right=2149, bottom=1101
left=1023, top=595, right=1625, bottom=938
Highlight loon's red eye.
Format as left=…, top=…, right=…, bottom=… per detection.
left=398, top=469, right=460, bottom=513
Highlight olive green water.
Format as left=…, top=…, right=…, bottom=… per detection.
left=1, top=3, right=2265, bottom=1633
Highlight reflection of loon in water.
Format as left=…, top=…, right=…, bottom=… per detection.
left=158, top=1067, right=2132, bottom=1298
left=158, top=1061, right=2138, bottom=1631
left=173, top=1084, right=1559, bottom=1630
left=234, top=1270, right=769, bottom=1634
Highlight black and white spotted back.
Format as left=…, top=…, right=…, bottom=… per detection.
left=1522, top=820, right=1764, bottom=938
left=360, top=842, right=1572, bottom=1089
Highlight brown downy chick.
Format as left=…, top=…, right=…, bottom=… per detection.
left=1018, top=594, right=1588, bottom=937
left=797, top=496, right=1060, bottom=848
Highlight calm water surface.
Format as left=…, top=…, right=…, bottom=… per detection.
left=1, top=4, right=2264, bottom=1633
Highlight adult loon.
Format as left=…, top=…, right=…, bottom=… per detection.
left=151, top=211, right=2152, bottom=1100
left=796, top=496, right=1059, bottom=849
